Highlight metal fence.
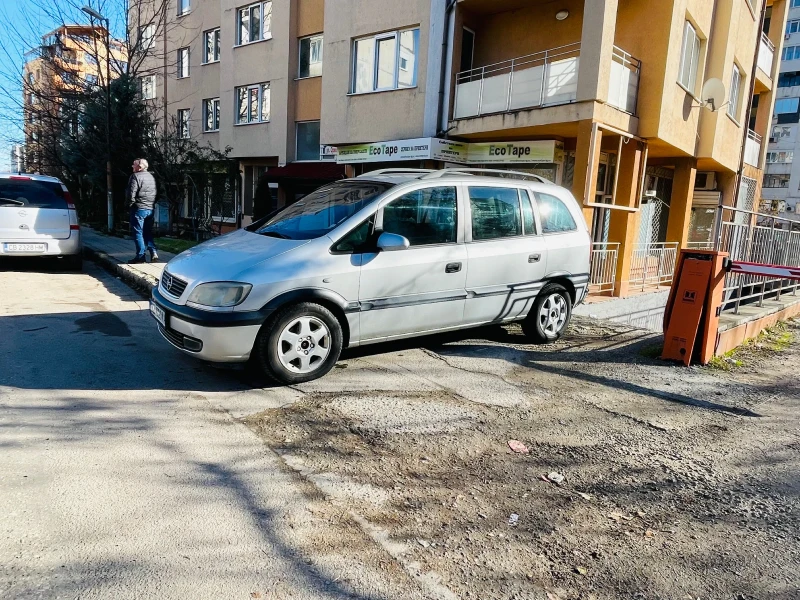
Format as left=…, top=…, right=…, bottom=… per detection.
left=589, top=242, right=619, bottom=293
left=629, top=242, right=679, bottom=289
left=714, top=205, right=800, bottom=313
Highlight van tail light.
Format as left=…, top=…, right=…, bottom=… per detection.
left=70, top=224, right=80, bottom=230
left=62, top=185, right=76, bottom=210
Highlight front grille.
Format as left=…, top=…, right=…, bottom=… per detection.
left=161, top=270, right=188, bottom=298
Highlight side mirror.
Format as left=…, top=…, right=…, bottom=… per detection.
left=376, top=232, right=410, bottom=252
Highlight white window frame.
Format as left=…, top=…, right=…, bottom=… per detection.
left=139, top=24, right=155, bottom=51
left=177, top=108, right=191, bottom=139
left=177, top=46, right=190, bottom=79
left=140, top=74, right=156, bottom=100
left=235, top=1, right=273, bottom=47
left=727, top=64, right=742, bottom=121
left=234, top=82, right=271, bottom=125
left=298, top=34, right=323, bottom=79
left=178, top=0, right=190, bottom=16
left=351, top=27, right=419, bottom=94
left=203, top=98, right=220, bottom=132
left=678, top=20, right=701, bottom=94
left=203, top=28, right=221, bottom=64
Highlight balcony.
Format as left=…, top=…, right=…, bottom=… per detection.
left=453, top=43, right=640, bottom=120
left=744, top=130, right=762, bottom=167
left=757, top=32, right=775, bottom=75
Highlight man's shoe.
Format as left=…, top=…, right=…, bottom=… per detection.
left=127, top=256, right=146, bottom=265
left=149, top=251, right=160, bottom=263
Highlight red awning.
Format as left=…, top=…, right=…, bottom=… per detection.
left=266, top=162, right=346, bottom=181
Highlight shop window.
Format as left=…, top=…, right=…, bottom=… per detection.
left=537, top=192, right=577, bottom=233
left=381, top=186, right=457, bottom=246
left=299, top=34, right=323, bottom=78
left=296, top=121, right=320, bottom=161
left=469, top=186, right=522, bottom=240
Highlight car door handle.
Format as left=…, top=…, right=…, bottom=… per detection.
left=529, top=254, right=541, bottom=263
left=445, top=262, right=462, bottom=273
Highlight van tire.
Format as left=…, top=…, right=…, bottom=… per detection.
left=522, top=283, right=572, bottom=344
left=252, top=302, right=343, bottom=385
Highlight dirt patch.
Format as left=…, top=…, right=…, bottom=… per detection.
left=245, top=318, right=800, bottom=600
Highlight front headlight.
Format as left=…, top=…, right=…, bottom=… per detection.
left=187, top=282, right=252, bottom=307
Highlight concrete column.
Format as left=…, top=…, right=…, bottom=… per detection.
left=571, top=119, right=602, bottom=227
left=666, top=158, right=698, bottom=248
left=607, top=139, right=643, bottom=297
left=576, top=0, right=619, bottom=104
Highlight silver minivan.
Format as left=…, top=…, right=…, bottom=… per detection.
left=0, top=173, right=82, bottom=270
left=150, top=169, right=591, bottom=383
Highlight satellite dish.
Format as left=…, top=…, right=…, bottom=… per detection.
left=701, top=78, right=727, bottom=112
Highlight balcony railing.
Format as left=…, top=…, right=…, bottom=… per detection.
left=758, top=32, right=775, bottom=75
left=589, top=242, right=619, bottom=293
left=744, top=130, right=762, bottom=167
left=629, top=242, right=679, bottom=289
left=608, top=46, right=640, bottom=115
left=453, top=42, right=581, bottom=119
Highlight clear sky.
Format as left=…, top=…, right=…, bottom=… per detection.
left=0, top=0, right=126, bottom=172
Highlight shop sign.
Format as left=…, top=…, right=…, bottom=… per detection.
left=319, top=144, right=338, bottom=161
left=430, top=138, right=468, bottom=163
left=467, top=140, right=564, bottom=164
left=335, top=137, right=437, bottom=164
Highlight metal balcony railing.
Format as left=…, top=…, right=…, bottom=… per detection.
left=608, top=46, right=641, bottom=115
left=744, top=129, right=762, bottom=167
left=589, top=242, right=619, bottom=293
left=629, top=242, right=680, bottom=289
left=758, top=32, right=775, bottom=75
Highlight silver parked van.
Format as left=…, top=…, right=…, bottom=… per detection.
left=150, top=169, right=591, bottom=383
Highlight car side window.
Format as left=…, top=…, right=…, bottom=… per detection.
left=537, top=192, right=577, bottom=233
left=332, top=217, right=374, bottom=253
left=381, top=186, right=457, bottom=246
left=520, top=189, right=537, bottom=235
left=469, top=186, right=522, bottom=240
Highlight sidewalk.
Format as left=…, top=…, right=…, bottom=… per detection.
left=81, top=227, right=175, bottom=292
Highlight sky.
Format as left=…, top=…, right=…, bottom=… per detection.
left=0, top=0, right=126, bottom=172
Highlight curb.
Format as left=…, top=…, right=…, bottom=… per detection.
left=83, top=245, right=157, bottom=296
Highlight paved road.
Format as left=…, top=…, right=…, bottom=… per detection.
left=0, top=259, right=429, bottom=600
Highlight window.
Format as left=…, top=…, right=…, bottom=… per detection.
left=86, top=74, right=98, bottom=86
left=766, top=151, right=794, bottom=163
left=139, top=75, right=156, bottom=99
left=763, top=175, right=790, bottom=188
left=299, top=34, right=323, bottom=78
left=203, top=98, right=220, bottom=132
left=678, top=21, right=701, bottom=92
left=352, top=28, right=419, bottom=93
left=332, top=217, right=375, bottom=253
left=778, top=71, right=800, bottom=87
left=782, top=45, right=800, bottom=61
left=773, top=125, right=794, bottom=140
left=204, top=28, right=221, bottom=63
left=139, top=24, right=155, bottom=51
left=177, top=47, right=190, bottom=78
left=235, top=82, right=270, bottom=124
left=537, top=192, right=577, bottom=233
left=178, top=0, right=190, bottom=15
left=728, top=66, right=741, bottom=120
left=382, top=187, right=457, bottom=246
left=296, top=121, right=320, bottom=161
left=177, top=109, right=190, bottom=138
left=788, top=19, right=800, bottom=34
left=793, top=0, right=800, bottom=8
left=775, top=97, right=800, bottom=114
left=236, top=1, right=272, bottom=46
left=469, top=187, right=523, bottom=240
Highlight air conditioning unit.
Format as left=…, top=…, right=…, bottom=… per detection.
left=694, top=171, right=717, bottom=191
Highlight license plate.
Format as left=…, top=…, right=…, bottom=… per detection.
left=5, top=243, right=46, bottom=252
left=149, top=301, right=167, bottom=327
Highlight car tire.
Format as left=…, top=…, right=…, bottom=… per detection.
left=522, top=283, right=572, bottom=344
left=252, top=302, right=343, bottom=385
left=64, top=254, right=82, bottom=272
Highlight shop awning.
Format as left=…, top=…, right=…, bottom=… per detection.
left=266, top=162, right=346, bottom=181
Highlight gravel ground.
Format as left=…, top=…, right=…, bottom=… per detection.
left=245, top=317, right=800, bottom=600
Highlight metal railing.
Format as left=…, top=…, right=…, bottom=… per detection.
left=714, top=205, right=800, bottom=314
left=608, top=46, right=641, bottom=115
left=629, top=242, right=680, bottom=289
left=758, top=32, right=775, bottom=74
left=453, top=42, right=581, bottom=119
left=744, top=129, right=762, bottom=167
left=589, top=242, right=619, bottom=293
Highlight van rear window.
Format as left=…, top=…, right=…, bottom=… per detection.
left=0, top=180, right=67, bottom=209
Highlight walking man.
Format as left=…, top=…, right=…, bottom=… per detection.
left=126, top=158, right=159, bottom=264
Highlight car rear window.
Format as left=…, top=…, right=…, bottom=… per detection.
left=0, top=179, right=67, bottom=209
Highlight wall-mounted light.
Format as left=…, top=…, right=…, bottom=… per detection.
left=556, top=10, right=569, bottom=20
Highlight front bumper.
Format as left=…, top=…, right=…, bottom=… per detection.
left=150, top=287, right=266, bottom=362
left=0, top=232, right=81, bottom=257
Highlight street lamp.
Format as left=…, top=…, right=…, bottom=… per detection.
left=81, top=5, right=114, bottom=231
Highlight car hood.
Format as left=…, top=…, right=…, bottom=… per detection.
left=164, top=229, right=310, bottom=283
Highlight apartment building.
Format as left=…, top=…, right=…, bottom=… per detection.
left=23, top=25, right=127, bottom=174
left=762, top=0, right=800, bottom=219
left=133, top=0, right=787, bottom=297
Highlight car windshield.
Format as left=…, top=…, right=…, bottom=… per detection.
left=247, top=181, right=393, bottom=240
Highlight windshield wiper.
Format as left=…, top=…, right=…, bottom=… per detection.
left=0, top=198, right=25, bottom=206
left=258, top=230, right=292, bottom=239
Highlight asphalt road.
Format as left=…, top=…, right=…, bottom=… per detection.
left=0, top=259, right=429, bottom=600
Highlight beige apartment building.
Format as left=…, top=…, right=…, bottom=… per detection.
left=133, top=0, right=787, bottom=297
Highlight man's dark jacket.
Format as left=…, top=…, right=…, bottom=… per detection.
left=126, top=170, right=157, bottom=210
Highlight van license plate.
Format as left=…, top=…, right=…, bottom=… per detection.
left=149, top=301, right=167, bottom=327
left=5, top=243, right=46, bottom=252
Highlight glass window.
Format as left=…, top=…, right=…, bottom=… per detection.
left=0, top=180, right=67, bottom=209
left=204, top=29, right=220, bottom=63
left=177, top=47, right=189, bottom=78
left=678, top=21, right=701, bottom=92
left=537, top=192, right=577, bottom=233
left=296, top=121, right=320, bottom=161
left=351, top=28, right=419, bottom=93
left=139, top=24, right=155, bottom=51
left=332, top=217, right=375, bottom=253
left=203, top=98, right=220, bottom=132
left=177, top=109, right=190, bottom=138
left=235, top=82, right=270, bottom=124
left=299, top=34, right=323, bottom=78
left=382, top=187, right=457, bottom=246
left=775, top=97, right=800, bottom=114
left=247, top=181, right=394, bottom=240
left=469, top=187, right=522, bottom=240
left=728, top=66, right=741, bottom=120
left=236, top=2, right=272, bottom=46
left=520, top=189, right=537, bottom=235
left=140, top=75, right=156, bottom=99
left=178, top=0, right=190, bottom=15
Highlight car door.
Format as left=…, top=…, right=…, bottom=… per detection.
left=463, top=185, right=548, bottom=324
left=358, top=184, right=467, bottom=341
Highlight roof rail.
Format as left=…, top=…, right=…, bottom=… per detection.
left=421, top=168, right=551, bottom=183
left=357, top=168, right=436, bottom=178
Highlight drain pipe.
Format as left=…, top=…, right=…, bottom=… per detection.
left=436, top=0, right=458, bottom=138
